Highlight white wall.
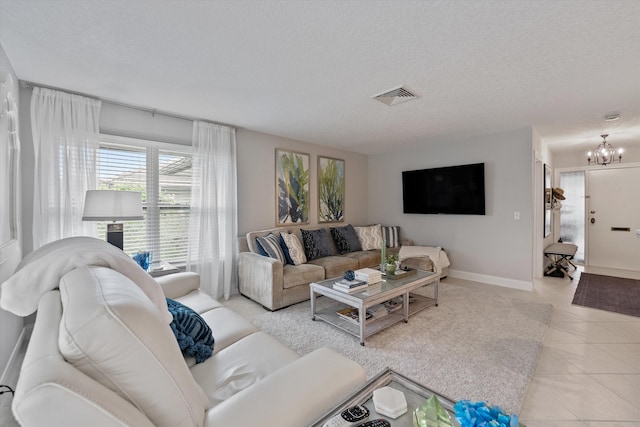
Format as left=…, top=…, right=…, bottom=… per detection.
left=0, top=43, right=23, bottom=381
left=236, top=129, right=368, bottom=234
left=368, top=128, right=534, bottom=289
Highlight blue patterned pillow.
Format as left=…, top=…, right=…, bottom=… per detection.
left=330, top=225, right=362, bottom=254
left=166, top=298, right=214, bottom=364
left=256, top=234, right=286, bottom=264
left=301, top=228, right=334, bottom=261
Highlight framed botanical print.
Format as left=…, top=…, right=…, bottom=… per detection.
left=276, top=149, right=310, bottom=225
left=318, top=156, right=345, bottom=223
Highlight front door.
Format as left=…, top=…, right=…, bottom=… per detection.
left=587, top=167, right=640, bottom=271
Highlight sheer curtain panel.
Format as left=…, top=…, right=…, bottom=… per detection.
left=30, top=87, right=101, bottom=250
left=187, top=121, right=238, bottom=299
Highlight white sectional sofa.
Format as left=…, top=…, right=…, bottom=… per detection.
left=6, top=238, right=366, bottom=427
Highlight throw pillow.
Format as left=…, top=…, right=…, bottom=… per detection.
left=256, top=234, right=286, bottom=264
left=330, top=224, right=363, bottom=254
left=354, top=224, right=383, bottom=251
left=382, top=226, right=400, bottom=248
left=301, top=228, right=334, bottom=261
left=166, top=298, right=215, bottom=364
left=281, top=232, right=307, bottom=265
left=279, top=234, right=295, bottom=265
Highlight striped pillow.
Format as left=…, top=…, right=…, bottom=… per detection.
left=256, top=234, right=286, bottom=264
left=382, top=226, right=400, bottom=248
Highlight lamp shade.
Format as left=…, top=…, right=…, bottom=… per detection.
left=82, top=190, right=144, bottom=221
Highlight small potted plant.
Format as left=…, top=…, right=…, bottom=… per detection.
left=385, top=254, right=398, bottom=275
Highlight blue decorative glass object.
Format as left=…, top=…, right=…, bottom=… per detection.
left=344, top=270, right=355, bottom=281
left=453, top=400, right=521, bottom=427
left=133, top=251, right=152, bottom=272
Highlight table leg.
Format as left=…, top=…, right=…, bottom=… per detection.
left=359, top=306, right=366, bottom=346
left=403, top=293, right=409, bottom=323
left=434, top=278, right=439, bottom=307
left=310, top=289, right=316, bottom=321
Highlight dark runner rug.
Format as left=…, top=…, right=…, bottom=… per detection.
left=572, top=272, right=640, bottom=317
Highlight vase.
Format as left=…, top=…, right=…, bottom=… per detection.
left=386, top=263, right=396, bottom=275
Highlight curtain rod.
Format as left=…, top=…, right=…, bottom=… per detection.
left=19, top=80, right=239, bottom=130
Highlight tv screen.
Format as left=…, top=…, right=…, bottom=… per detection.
left=402, top=163, right=485, bottom=215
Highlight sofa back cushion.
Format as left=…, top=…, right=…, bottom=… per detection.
left=58, top=266, right=209, bottom=427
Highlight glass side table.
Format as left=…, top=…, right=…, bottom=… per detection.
left=311, top=368, right=456, bottom=426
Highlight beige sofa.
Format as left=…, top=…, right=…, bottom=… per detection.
left=238, top=225, right=436, bottom=311
left=9, top=239, right=366, bottom=427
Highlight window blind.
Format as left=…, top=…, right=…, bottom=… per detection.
left=97, top=141, right=191, bottom=264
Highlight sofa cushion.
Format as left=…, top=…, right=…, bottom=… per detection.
left=308, top=256, right=359, bottom=279
left=382, top=225, right=400, bottom=248
left=301, top=228, right=335, bottom=260
left=330, top=224, right=362, bottom=254
left=282, top=263, right=325, bottom=289
left=190, top=331, right=299, bottom=408
left=58, top=266, right=209, bottom=427
left=343, top=250, right=380, bottom=269
left=167, top=298, right=215, bottom=364
left=280, top=232, right=307, bottom=265
left=175, top=289, right=223, bottom=314
left=354, top=224, right=383, bottom=251
left=256, top=234, right=286, bottom=264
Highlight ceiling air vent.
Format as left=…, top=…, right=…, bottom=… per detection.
left=372, top=85, right=418, bottom=106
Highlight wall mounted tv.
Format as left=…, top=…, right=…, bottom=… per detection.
left=402, top=163, right=485, bottom=215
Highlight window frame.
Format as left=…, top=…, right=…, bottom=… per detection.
left=98, top=134, right=192, bottom=265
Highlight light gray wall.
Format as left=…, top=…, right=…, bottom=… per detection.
left=368, top=128, right=534, bottom=287
left=0, top=43, right=23, bottom=380
left=236, top=129, right=368, bottom=234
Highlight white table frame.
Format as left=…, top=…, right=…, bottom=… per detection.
left=310, top=270, right=439, bottom=346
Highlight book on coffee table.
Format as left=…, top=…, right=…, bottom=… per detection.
left=333, top=279, right=368, bottom=293
left=336, top=307, right=372, bottom=324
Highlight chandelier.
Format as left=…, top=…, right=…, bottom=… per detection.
left=587, top=134, right=622, bottom=166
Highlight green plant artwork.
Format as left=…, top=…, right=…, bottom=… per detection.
left=318, top=156, right=344, bottom=223
left=276, top=149, right=310, bottom=225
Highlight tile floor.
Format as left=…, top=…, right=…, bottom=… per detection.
left=225, top=265, right=640, bottom=426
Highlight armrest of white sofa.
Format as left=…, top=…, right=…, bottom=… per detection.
left=155, top=271, right=200, bottom=299
left=204, top=347, right=366, bottom=427
left=238, top=251, right=284, bottom=310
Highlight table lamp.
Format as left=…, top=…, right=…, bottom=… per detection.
left=82, top=190, right=144, bottom=250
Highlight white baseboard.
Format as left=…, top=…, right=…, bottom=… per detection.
left=447, top=269, right=533, bottom=291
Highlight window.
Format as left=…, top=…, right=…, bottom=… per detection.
left=97, top=136, right=191, bottom=264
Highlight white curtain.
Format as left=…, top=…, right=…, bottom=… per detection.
left=187, top=121, right=238, bottom=300
left=30, top=87, right=101, bottom=250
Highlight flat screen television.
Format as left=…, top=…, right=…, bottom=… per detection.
left=402, top=163, right=485, bottom=215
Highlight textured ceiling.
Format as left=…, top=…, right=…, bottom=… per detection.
left=1, top=0, right=639, bottom=154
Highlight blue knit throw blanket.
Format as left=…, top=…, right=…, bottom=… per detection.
left=166, top=298, right=215, bottom=363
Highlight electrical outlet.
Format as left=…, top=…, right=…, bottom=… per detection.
left=514, top=211, right=520, bottom=220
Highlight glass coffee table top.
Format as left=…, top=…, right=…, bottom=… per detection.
left=312, top=368, right=457, bottom=426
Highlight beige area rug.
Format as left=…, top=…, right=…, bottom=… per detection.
left=249, top=281, right=552, bottom=414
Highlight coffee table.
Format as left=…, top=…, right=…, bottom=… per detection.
left=311, top=368, right=456, bottom=426
left=310, top=269, right=438, bottom=345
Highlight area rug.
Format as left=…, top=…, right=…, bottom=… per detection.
left=250, top=282, right=552, bottom=413
left=572, top=272, right=640, bottom=317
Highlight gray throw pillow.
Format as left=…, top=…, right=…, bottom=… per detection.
left=330, top=225, right=362, bottom=254
left=301, top=228, right=334, bottom=261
